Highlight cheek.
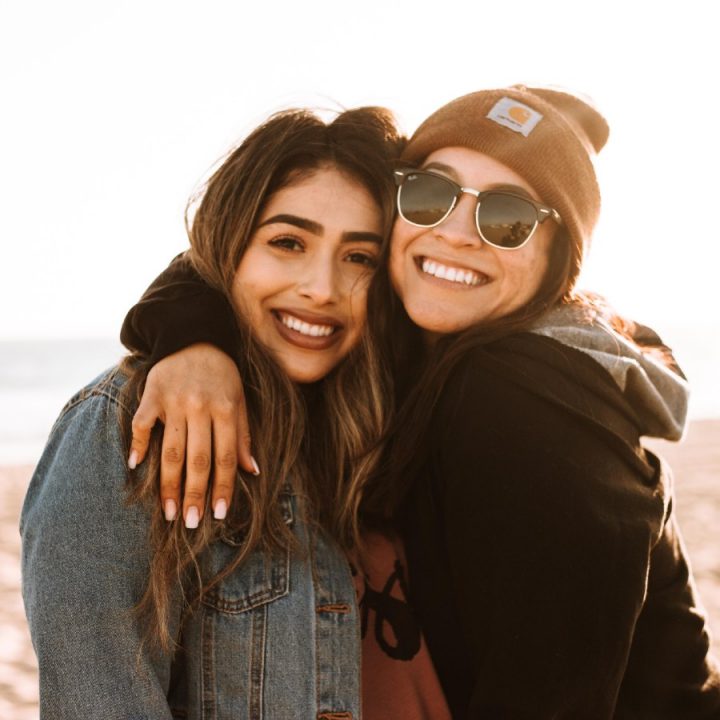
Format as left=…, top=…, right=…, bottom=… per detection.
left=528, top=236, right=553, bottom=289
left=231, top=261, right=267, bottom=331
left=388, top=253, right=402, bottom=294
left=230, top=269, right=247, bottom=312
left=233, top=248, right=286, bottom=301
left=230, top=280, right=258, bottom=335
left=506, top=245, right=551, bottom=299
left=389, top=224, right=411, bottom=292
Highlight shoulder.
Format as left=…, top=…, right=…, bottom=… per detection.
left=428, top=339, right=667, bottom=549
left=38, top=365, right=135, bottom=472
left=56, top=365, right=134, bottom=421
left=433, top=334, right=611, bottom=438
left=447, top=332, right=619, bottom=402
left=431, top=334, right=654, bottom=486
left=21, top=365, right=140, bottom=538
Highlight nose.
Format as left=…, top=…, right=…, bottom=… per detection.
left=434, top=192, right=482, bottom=249
left=296, top=254, right=340, bottom=305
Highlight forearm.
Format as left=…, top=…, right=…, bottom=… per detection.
left=121, top=253, right=240, bottom=365
left=617, top=463, right=720, bottom=717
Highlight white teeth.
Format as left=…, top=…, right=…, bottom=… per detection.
left=421, top=258, right=481, bottom=286
left=280, top=313, right=335, bottom=337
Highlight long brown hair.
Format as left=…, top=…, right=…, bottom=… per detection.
left=119, top=107, right=404, bottom=651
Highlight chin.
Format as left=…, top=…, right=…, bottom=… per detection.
left=285, top=363, right=335, bottom=384
left=405, top=304, right=470, bottom=336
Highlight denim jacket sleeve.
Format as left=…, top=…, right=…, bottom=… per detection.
left=20, top=377, right=177, bottom=720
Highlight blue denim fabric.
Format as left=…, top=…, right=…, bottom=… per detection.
left=21, top=368, right=361, bottom=719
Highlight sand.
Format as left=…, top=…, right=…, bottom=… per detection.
left=3, top=419, right=719, bottom=717
left=2, top=465, right=39, bottom=720
left=645, top=420, right=720, bottom=645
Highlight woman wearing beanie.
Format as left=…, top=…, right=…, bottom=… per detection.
left=117, top=87, right=720, bottom=718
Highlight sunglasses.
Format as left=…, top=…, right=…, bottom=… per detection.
left=394, top=169, right=562, bottom=250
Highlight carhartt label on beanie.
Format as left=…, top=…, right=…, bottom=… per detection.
left=486, top=98, right=544, bottom=137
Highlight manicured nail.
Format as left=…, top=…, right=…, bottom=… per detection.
left=128, top=450, right=139, bottom=470
left=164, top=499, right=177, bottom=522
left=214, top=499, right=227, bottom=520
left=185, top=506, right=199, bottom=529
left=251, top=456, right=261, bottom=476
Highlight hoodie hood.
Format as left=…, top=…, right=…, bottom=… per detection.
left=529, top=304, right=689, bottom=441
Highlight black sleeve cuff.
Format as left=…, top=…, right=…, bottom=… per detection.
left=120, top=253, right=240, bottom=366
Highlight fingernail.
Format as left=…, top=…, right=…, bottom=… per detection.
left=251, top=456, right=261, bottom=476
left=185, top=506, right=199, bottom=529
left=164, top=499, right=177, bottom=522
left=214, top=499, right=227, bottom=520
left=128, top=449, right=138, bottom=470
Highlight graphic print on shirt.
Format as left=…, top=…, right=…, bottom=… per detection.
left=351, top=556, right=421, bottom=661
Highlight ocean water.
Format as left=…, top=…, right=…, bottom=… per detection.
left=0, top=338, right=126, bottom=464
left=1, top=333, right=718, bottom=466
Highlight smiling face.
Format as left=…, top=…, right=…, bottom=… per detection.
left=390, top=146, right=557, bottom=339
left=232, top=166, right=383, bottom=383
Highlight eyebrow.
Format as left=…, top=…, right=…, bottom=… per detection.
left=420, top=166, right=538, bottom=201
left=257, top=213, right=322, bottom=234
left=422, top=162, right=458, bottom=180
left=486, top=183, right=536, bottom=200
left=257, top=213, right=383, bottom=244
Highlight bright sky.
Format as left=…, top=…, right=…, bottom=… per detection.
left=2, top=1, right=718, bottom=409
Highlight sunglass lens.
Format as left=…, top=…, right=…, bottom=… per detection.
left=399, top=173, right=456, bottom=226
left=477, top=194, right=537, bottom=248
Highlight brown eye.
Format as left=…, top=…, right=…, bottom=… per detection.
left=269, top=236, right=304, bottom=251
left=346, top=251, right=378, bottom=268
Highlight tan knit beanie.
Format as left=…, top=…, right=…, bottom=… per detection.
left=401, top=85, right=609, bottom=287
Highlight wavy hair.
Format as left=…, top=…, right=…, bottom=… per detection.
left=119, top=107, right=404, bottom=651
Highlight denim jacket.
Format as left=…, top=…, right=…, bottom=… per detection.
left=21, top=369, right=361, bottom=720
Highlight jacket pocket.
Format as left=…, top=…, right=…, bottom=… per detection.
left=201, top=492, right=293, bottom=614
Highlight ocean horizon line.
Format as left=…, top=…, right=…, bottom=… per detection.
left=1, top=335, right=718, bottom=466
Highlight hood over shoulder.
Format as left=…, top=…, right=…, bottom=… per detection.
left=529, top=303, right=689, bottom=441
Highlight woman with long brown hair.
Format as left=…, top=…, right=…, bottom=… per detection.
left=117, top=86, right=720, bottom=717
left=20, top=105, right=434, bottom=718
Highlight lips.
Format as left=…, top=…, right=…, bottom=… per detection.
left=415, top=256, right=488, bottom=287
left=272, top=309, right=344, bottom=350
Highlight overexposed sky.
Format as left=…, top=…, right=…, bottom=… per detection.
left=2, top=0, right=718, bottom=350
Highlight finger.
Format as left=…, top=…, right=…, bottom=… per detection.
left=211, top=414, right=238, bottom=520
left=159, top=415, right=187, bottom=523
left=129, top=395, right=163, bottom=469
left=183, top=414, right=212, bottom=529
left=234, top=387, right=259, bottom=476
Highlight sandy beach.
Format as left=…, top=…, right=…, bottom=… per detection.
left=3, top=419, right=719, bottom=717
